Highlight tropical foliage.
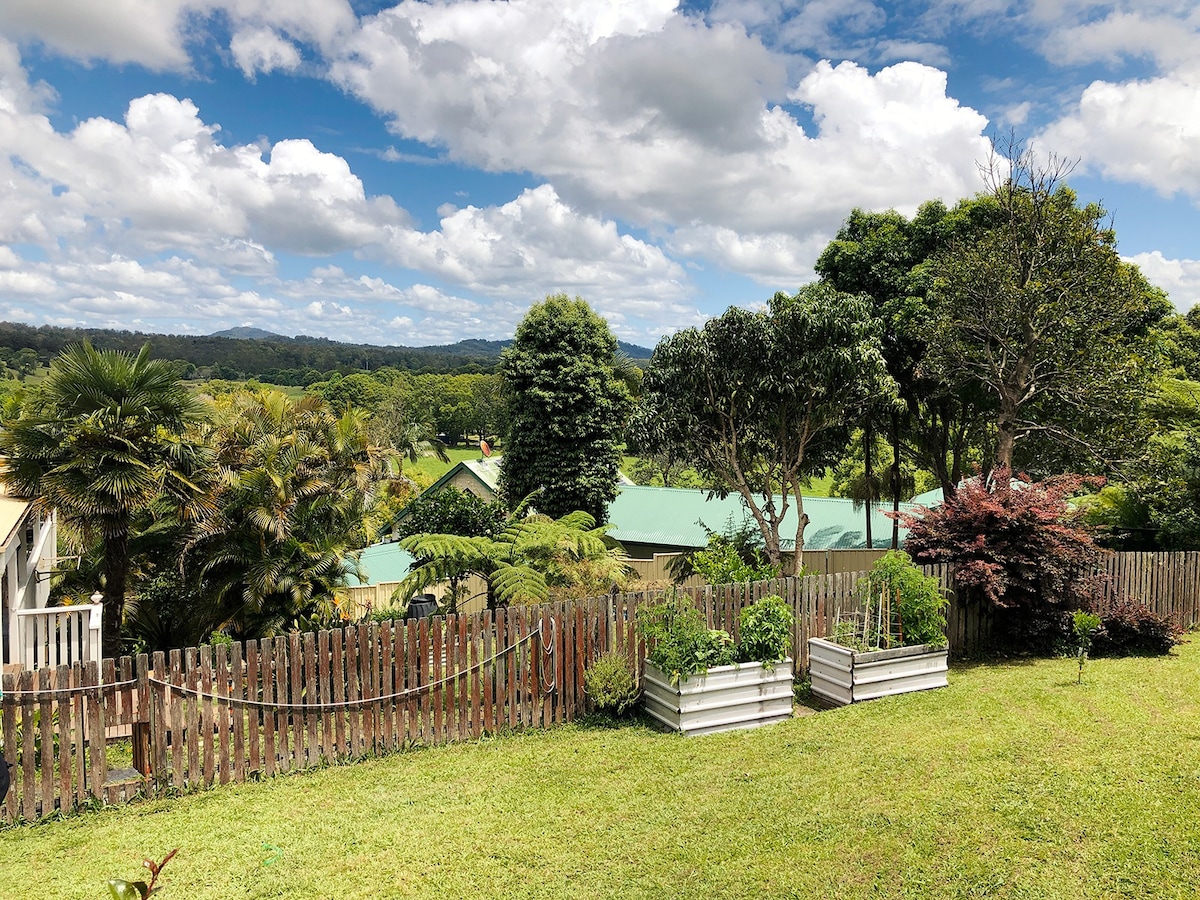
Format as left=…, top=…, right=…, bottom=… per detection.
left=183, top=390, right=396, bottom=638
left=0, top=342, right=208, bottom=655
left=396, top=507, right=629, bottom=610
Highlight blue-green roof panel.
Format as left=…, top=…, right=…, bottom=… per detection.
left=606, top=485, right=921, bottom=551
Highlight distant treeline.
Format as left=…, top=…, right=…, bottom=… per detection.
left=0, top=322, right=486, bottom=381
left=0, top=321, right=653, bottom=382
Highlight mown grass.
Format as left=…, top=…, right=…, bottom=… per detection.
left=5, top=644, right=1199, bottom=899
left=403, top=446, right=492, bottom=483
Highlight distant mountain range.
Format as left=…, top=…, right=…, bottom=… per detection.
left=209, top=327, right=653, bottom=359
left=0, top=320, right=653, bottom=383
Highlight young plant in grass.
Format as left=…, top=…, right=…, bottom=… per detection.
left=584, top=651, right=639, bottom=717
left=106, top=849, right=177, bottom=899
left=1073, top=610, right=1101, bottom=683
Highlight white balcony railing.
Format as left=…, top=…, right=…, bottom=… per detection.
left=13, top=603, right=103, bottom=671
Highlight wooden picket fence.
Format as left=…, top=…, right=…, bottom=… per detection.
left=1100, top=552, right=1200, bottom=627
left=0, top=567, right=956, bottom=824
left=4, top=552, right=1197, bottom=825
left=0, top=601, right=616, bottom=824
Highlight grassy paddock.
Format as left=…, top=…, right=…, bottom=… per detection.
left=404, top=446, right=491, bottom=483
left=3, top=644, right=1198, bottom=898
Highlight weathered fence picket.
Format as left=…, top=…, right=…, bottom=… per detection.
left=3, top=551, right=1197, bottom=824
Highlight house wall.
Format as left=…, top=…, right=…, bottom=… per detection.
left=447, top=470, right=496, bottom=500
left=2, top=506, right=57, bottom=670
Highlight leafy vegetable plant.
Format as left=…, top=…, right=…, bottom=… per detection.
left=636, top=596, right=735, bottom=684
left=854, top=550, right=949, bottom=650
left=738, top=595, right=794, bottom=664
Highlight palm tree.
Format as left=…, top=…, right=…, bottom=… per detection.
left=186, top=390, right=397, bottom=638
left=0, top=342, right=207, bottom=656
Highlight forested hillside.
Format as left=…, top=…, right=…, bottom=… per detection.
left=0, top=321, right=652, bottom=383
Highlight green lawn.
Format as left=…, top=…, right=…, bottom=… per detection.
left=404, top=446, right=490, bottom=482
left=5, top=645, right=1198, bottom=899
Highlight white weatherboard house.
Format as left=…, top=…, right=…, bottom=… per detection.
left=0, top=487, right=99, bottom=672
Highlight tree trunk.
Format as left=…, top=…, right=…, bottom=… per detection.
left=996, top=399, right=1017, bottom=471
left=890, top=410, right=902, bottom=550
left=862, top=425, right=874, bottom=550
left=789, top=490, right=810, bottom=577
left=102, top=527, right=129, bottom=659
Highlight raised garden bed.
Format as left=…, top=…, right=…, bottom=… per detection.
left=808, top=637, right=947, bottom=707
left=641, top=657, right=794, bottom=735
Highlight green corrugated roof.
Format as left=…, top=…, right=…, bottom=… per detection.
left=353, top=484, right=929, bottom=586
left=606, top=485, right=921, bottom=551
left=348, top=542, right=415, bottom=586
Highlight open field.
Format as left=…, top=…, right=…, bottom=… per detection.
left=404, top=446, right=491, bottom=482
left=3, top=642, right=1197, bottom=899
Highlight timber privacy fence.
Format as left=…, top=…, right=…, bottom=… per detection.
left=2, top=552, right=1198, bottom=824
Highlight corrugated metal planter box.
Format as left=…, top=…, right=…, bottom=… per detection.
left=808, top=637, right=948, bottom=707
left=641, top=658, right=794, bottom=735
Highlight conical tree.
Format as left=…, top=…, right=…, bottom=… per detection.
left=499, top=294, right=632, bottom=523
left=0, top=342, right=207, bottom=656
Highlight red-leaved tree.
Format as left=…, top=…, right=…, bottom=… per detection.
left=897, top=469, right=1104, bottom=647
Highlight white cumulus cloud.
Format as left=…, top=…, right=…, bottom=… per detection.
left=1127, top=250, right=1200, bottom=312
left=1040, top=67, right=1200, bottom=200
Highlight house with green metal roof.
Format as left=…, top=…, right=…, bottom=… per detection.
left=353, top=471, right=930, bottom=587
left=606, top=484, right=921, bottom=558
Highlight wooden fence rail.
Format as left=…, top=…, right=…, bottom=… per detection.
left=3, top=551, right=1198, bottom=824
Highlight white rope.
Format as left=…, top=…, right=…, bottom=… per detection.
left=0, top=678, right=138, bottom=700
left=146, top=625, right=544, bottom=712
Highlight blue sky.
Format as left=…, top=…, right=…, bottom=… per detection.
left=0, top=1, right=1197, bottom=348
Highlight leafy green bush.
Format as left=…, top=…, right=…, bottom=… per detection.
left=690, top=535, right=778, bottom=586
left=584, top=651, right=639, bottom=716
left=738, top=595, right=794, bottom=664
left=857, top=550, right=949, bottom=649
left=636, top=597, right=735, bottom=684
left=1092, top=601, right=1181, bottom=656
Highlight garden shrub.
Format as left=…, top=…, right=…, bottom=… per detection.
left=688, top=534, right=778, bottom=587
left=899, top=468, right=1104, bottom=653
left=738, top=594, right=794, bottom=663
left=1092, top=601, right=1181, bottom=656
left=636, top=597, right=735, bottom=684
left=584, top=651, right=639, bottom=716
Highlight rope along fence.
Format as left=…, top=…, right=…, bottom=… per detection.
left=2, top=600, right=607, bottom=824
left=3, top=552, right=1196, bottom=825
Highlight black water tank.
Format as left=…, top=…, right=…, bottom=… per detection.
left=407, top=594, right=439, bottom=620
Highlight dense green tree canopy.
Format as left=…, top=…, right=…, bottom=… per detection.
left=184, top=391, right=396, bottom=638
left=394, top=487, right=506, bottom=542
left=634, top=284, right=890, bottom=573
left=499, top=294, right=632, bottom=523
left=927, top=151, right=1170, bottom=473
